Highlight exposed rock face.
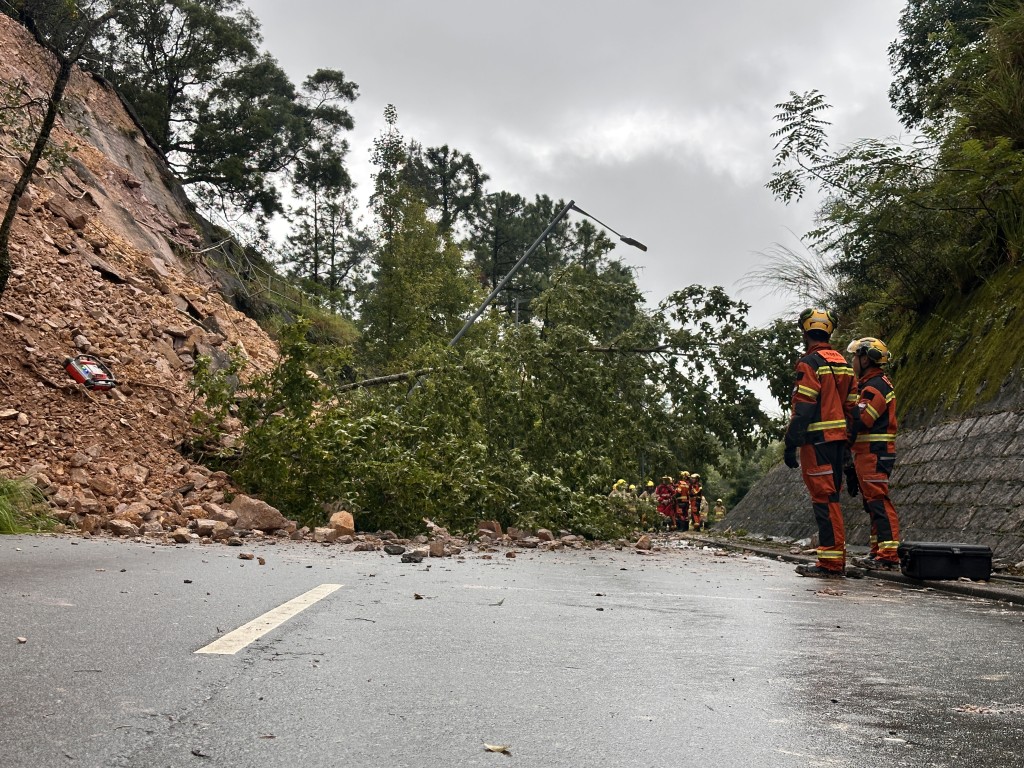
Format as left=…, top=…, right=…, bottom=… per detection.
left=727, top=411, right=1024, bottom=561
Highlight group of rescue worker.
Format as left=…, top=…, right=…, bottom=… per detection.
left=784, top=308, right=901, bottom=579
left=609, top=477, right=726, bottom=531
left=654, top=472, right=710, bottom=531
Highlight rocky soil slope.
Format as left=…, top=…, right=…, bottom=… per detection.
left=0, top=14, right=283, bottom=540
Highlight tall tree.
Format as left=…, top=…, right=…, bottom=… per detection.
left=357, top=187, right=476, bottom=368
left=402, top=143, right=488, bottom=237
left=0, top=0, right=120, bottom=301
left=359, top=106, right=476, bottom=368
left=98, top=1, right=357, bottom=218
left=282, top=69, right=362, bottom=304
left=99, top=0, right=259, bottom=149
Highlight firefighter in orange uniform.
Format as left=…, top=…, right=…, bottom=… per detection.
left=688, top=473, right=703, bottom=530
left=674, top=472, right=691, bottom=531
left=654, top=476, right=677, bottom=531
left=846, top=337, right=901, bottom=570
left=784, top=308, right=858, bottom=578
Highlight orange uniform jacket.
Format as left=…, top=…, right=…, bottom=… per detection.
left=851, top=370, right=897, bottom=454
left=784, top=341, right=858, bottom=448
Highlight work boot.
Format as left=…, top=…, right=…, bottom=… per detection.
left=795, top=564, right=845, bottom=579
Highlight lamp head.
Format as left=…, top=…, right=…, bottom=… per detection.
left=619, top=236, right=648, bottom=252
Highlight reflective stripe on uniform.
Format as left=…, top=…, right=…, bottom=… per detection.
left=816, top=365, right=854, bottom=376
left=817, top=549, right=845, bottom=559
left=797, top=385, right=818, bottom=398
left=864, top=403, right=880, bottom=420
left=808, top=419, right=846, bottom=432
left=885, top=392, right=895, bottom=403
left=855, top=434, right=896, bottom=442
left=878, top=540, right=900, bottom=552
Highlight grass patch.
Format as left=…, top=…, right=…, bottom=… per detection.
left=887, top=263, right=1024, bottom=418
left=0, top=477, right=55, bottom=534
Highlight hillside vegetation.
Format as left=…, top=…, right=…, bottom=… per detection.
left=765, top=1, right=1024, bottom=423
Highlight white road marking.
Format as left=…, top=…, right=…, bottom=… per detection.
left=195, top=583, right=343, bottom=655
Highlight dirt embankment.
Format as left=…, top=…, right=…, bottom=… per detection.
left=0, top=13, right=281, bottom=537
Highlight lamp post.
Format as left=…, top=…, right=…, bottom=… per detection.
left=448, top=199, right=647, bottom=347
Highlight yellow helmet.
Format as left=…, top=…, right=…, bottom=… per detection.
left=846, top=337, right=890, bottom=365
left=692, top=473, right=700, bottom=480
left=716, top=498, right=723, bottom=503
left=680, top=471, right=690, bottom=477
left=798, top=308, right=836, bottom=336
left=646, top=481, right=655, bottom=487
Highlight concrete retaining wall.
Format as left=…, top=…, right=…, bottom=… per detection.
left=724, top=410, right=1024, bottom=563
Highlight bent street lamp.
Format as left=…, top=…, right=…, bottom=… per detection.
left=448, top=199, right=647, bottom=347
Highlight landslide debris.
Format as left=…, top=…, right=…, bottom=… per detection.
left=0, top=14, right=278, bottom=542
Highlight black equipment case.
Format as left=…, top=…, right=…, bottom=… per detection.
left=896, top=541, right=992, bottom=581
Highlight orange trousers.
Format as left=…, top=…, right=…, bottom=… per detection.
left=854, top=450, right=900, bottom=563
left=799, top=441, right=846, bottom=572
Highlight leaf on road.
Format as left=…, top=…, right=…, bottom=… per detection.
left=483, top=743, right=511, bottom=755
left=16, top=637, right=27, bottom=644
left=815, top=587, right=846, bottom=597
left=955, top=704, right=1003, bottom=715
left=489, top=598, right=505, bottom=607
left=414, top=593, right=423, bottom=600
left=191, top=747, right=211, bottom=758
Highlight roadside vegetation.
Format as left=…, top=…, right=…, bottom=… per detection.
left=763, top=0, right=1024, bottom=421
left=0, top=477, right=54, bottom=534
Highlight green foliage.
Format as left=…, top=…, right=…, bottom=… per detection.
left=887, top=0, right=992, bottom=130
left=360, top=124, right=477, bottom=369
left=766, top=4, right=1024, bottom=421
left=190, top=260, right=792, bottom=536
left=99, top=0, right=260, bottom=149
left=402, top=143, right=489, bottom=237
left=767, top=79, right=1024, bottom=319
left=0, top=476, right=53, bottom=534
left=283, top=71, right=367, bottom=313
left=98, top=2, right=359, bottom=218
left=185, top=344, right=247, bottom=460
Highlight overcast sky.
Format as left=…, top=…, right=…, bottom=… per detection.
left=245, top=0, right=906, bottom=326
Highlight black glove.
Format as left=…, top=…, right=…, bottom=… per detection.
left=845, top=464, right=859, bottom=497
left=783, top=447, right=798, bottom=469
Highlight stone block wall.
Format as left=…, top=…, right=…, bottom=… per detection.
left=725, top=410, right=1024, bottom=562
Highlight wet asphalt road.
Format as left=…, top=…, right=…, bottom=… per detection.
left=1, top=534, right=1023, bottom=768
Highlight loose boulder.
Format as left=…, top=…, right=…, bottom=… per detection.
left=328, top=510, right=356, bottom=537
left=228, top=494, right=290, bottom=532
